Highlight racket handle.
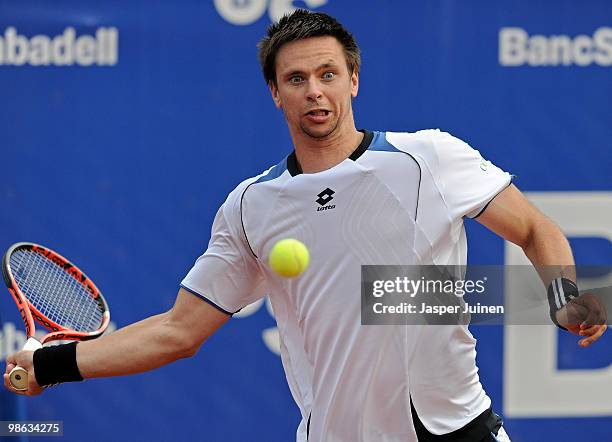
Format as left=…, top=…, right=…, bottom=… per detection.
left=9, top=367, right=29, bottom=391
left=9, top=337, right=42, bottom=391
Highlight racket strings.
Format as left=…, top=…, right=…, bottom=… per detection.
left=10, top=250, right=104, bottom=332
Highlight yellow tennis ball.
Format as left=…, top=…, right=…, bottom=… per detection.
left=269, top=238, right=310, bottom=278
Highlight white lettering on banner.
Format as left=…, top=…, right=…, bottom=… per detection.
left=504, top=192, right=612, bottom=417
left=499, top=27, right=612, bottom=67
left=214, top=0, right=328, bottom=26
left=0, top=321, right=118, bottom=359
left=0, top=27, right=118, bottom=67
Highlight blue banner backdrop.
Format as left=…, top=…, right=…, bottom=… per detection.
left=0, top=1, right=610, bottom=441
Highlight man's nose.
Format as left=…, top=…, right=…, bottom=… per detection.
left=304, top=80, right=323, bottom=101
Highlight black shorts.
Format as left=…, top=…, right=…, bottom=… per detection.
left=411, top=399, right=504, bottom=442
left=305, top=401, right=504, bottom=441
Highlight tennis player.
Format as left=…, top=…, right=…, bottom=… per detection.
left=5, top=10, right=607, bottom=442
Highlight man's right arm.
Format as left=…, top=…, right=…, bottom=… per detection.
left=4, top=288, right=230, bottom=393
left=77, top=288, right=230, bottom=378
left=6, top=183, right=264, bottom=394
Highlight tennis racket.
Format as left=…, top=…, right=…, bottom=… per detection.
left=2, top=242, right=110, bottom=391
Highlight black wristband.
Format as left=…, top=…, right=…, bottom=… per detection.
left=547, top=277, right=579, bottom=331
left=33, top=342, right=84, bottom=387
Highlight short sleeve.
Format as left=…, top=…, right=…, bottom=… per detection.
left=430, top=130, right=512, bottom=219
left=180, top=196, right=266, bottom=315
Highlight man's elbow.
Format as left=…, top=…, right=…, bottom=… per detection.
left=519, top=215, right=566, bottom=252
left=181, top=335, right=204, bottom=358
left=159, top=321, right=203, bottom=360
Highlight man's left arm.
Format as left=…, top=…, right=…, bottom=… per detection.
left=476, top=184, right=607, bottom=347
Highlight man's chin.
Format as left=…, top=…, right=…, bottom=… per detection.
left=300, top=123, right=337, bottom=140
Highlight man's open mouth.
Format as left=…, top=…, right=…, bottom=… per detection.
left=307, top=110, right=330, bottom=116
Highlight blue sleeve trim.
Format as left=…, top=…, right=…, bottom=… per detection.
left=368, top=131, right=400, bottom=153
left=255, top=157, right=289, bottom=183
left=179, top=284, right=235, bottom=316
left=471, top=175, right=515, bottom=219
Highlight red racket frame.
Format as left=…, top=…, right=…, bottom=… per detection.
left=2, top=242, right=110, bottom=344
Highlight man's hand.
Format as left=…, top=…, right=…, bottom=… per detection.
left=476, top=186, right=608, bottom=348
left=556, top=293, right=608, bottom=347
left=3, top=351, right=43, bottom=396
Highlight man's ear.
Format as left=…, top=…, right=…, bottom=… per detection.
left=351, top=69, right=359, bottom=98
left=269, top=81, right=282, bottom=109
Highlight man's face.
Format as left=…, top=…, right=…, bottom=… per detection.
left=270, top=36, right=359, bottom=140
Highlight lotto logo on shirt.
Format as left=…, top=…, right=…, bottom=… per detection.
left=316, top=188, right=336, bottom=212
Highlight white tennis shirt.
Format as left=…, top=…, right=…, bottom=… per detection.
left=181, top=129, right=512, bottom=442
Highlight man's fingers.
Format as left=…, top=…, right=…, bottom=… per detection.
left=576, top=293, right=607, bottom=324
left=582, top=308, right=606, bottom=327
left=5, top=362, right=16, bottom=375
left=579, top=326, right=596, bottom=336
left=4, top=351, right=41, bottom=395
left=6, top=353, right=16, bottom=366
left=5, top=353, right=17, bottom=379
left=578, top=325, right=607, bottom=347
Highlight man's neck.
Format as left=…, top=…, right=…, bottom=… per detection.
left=292, top=125, right=364, bottom=174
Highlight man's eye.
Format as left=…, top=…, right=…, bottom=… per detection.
left=322, top=72, right=335, bottom=80
left=289, top=76, right=303, bottom=84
